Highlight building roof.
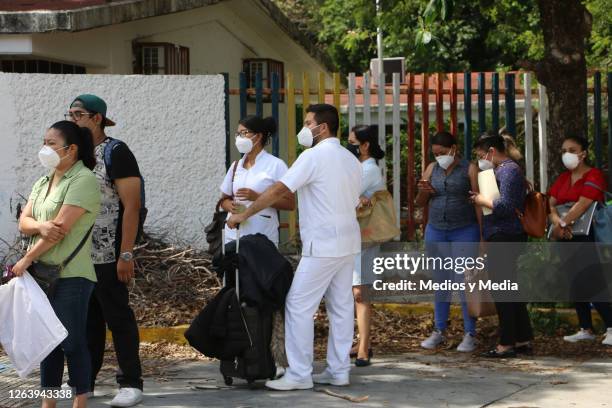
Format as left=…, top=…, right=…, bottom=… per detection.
left=0, top=0, right=333, bottom=71
left=0, top=1, right=113, bottom=12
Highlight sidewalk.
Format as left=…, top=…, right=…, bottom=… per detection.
left=32, top=353, right=610, bottom=408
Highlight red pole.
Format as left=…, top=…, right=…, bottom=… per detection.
left=436, top=72, right=444, bottom=131
left=450, top=73, right=458, bottom=136
left=421, top=73, right=430, bottom=169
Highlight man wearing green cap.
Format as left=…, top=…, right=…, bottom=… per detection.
left=67, top=94, right=144, bottom=407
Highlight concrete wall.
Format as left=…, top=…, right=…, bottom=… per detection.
left=0, top=73, right=225, bottom=252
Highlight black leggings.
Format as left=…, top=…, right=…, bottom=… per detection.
left=559, top=234, right=612, bottom=330
left=487, top=233, right=533, bottom=346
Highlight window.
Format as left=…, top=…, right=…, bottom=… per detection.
left=133, top=42, right=189, bottom=75
left=0, top=58, right=85, bottom=74
left=242, top=58, right=285, bottom=102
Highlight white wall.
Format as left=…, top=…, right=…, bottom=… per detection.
left=0, top=73, right=225, bottom=252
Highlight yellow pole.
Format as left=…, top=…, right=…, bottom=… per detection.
left=318, top=72, right=325, bottom=103
left=333, top=72, right=341, bottom=137
left=302, top=72, right=310, bottom=117
left=286, top=72, right=297, bottom=241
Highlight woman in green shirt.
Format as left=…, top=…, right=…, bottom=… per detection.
left=13, top=121, right=101, bottom=408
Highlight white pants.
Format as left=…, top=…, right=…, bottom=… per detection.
left=284, top=255, right=355, bottom=382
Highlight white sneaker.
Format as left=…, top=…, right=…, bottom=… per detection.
left=563, top=329, right=596, bottom=343
left=457, top=333, right=477, bottom=352
left=265, top=376, right=313, bottom=391
left=421, top=330, right=445, bottom=349
left=110, top=388, right=143, bottom=407
left=602, top=328, right=612, bottom=346
left=312, top=370, right=350, bottom=386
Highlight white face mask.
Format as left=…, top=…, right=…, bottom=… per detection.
left=562, top=152, right=581, bottom=170
left=297, top=124, right=322, bottom=148
left=235, top=136, right=255, bottom=154
left=478, top=151, right=494, bottom=171
left=435, top=148, right=455, bottom=170
left=38, top=145, right=68, bottom=169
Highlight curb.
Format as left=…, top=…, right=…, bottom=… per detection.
left=123, top=304, right=603, bottom=345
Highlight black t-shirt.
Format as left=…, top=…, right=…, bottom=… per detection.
left=92, top=138, right=142, bottom=264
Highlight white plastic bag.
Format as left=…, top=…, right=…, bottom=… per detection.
left=0, top=272, right=68, bottom=378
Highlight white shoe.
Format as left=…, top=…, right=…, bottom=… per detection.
left=110, top=388, right=143, bottom=407
left=457, top=333, right=477, bottom=352
left=602, top=328, right=612, bottom=346
left=265, top=376, right=313, bottom=391
left=421, top=330, right=445, bottom=349
left=312, top=370, right=350, bottom=386
left=563, top=329, right=596, bottom=343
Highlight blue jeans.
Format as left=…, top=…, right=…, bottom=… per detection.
left=425, top=224, right=480, bottom=335
left=41, top=277, right=95, bottom=395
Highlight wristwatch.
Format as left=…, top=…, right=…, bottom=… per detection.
left=119, top=251, right=134, bottom=262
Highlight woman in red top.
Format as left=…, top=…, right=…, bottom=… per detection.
left=548, top=135, right=612, bottom=346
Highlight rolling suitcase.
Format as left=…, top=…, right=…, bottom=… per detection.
left=220, top=226, right=276, bottom=386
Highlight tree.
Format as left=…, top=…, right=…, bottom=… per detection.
left=422, top=0, right=597, bottom=181
left=522, top=1, right=592, bottom=180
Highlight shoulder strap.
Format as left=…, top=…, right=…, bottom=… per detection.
left=231, top=160, right=239, bottom=184
left=60, top=223, right=95, bottom=269
left=103, top=137, right=123, bottom=177
left=215, top=161, right=239, bottom=213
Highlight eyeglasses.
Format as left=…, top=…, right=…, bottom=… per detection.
left=64, top=111, right=95, bottom=121
left=234, top=130, right=254, bottom=138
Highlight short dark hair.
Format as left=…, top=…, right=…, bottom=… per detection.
left=430, top=131, right=456, bottom=148
left=239, top=115, right=277, bottom=145
left=563, top=135, right=589, bottom=152
left=306, top=104, right=339, bottom=135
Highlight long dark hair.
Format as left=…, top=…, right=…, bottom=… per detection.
left=239, top=115, right=277, bottom=145
left=50, top=121, right=96, bottom=170
left=352, top=125, right=385, bottom=163
left=475, top=131, right=522, bottom=162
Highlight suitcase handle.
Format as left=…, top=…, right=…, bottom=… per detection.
left=221, top=222, right=240, bottom=301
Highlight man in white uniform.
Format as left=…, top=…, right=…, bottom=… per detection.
left=228, top=104, right=362, bottom=390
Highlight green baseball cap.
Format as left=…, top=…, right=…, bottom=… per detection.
left=70, top=94, right=116, bottom=126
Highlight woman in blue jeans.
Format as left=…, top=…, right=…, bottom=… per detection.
left=416, top=131, right=482, bottom=352
left=12, top=121, right=101, bottom=407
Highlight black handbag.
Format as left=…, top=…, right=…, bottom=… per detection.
left=27, top=224, right=94, bottom=296
left=205, top=162, right=238, bottom=258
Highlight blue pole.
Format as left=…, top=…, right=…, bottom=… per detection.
left=593, top=71, right=602, bottom=168
left=239, top=72, right=247, bottom=120
left=223, top=73, right=230, bottom=169
left=478, top=72, right=486, bottom=135
left=608, top=72, right=612, bottom=187
left=492, top=72, right=499, bottom=133
left=255, top=70, right=263, bottom=118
